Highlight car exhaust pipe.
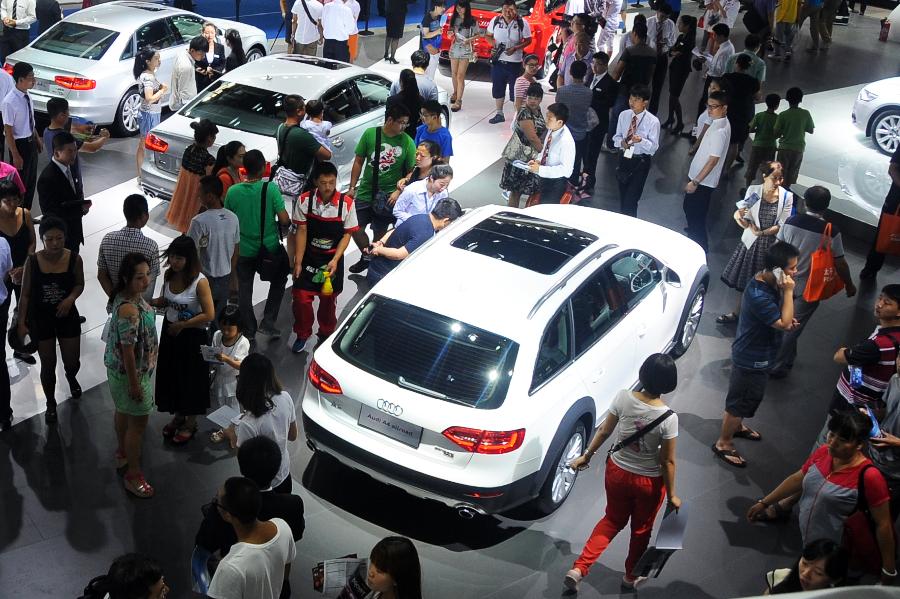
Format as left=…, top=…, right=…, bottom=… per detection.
left=453, top=503, right=485, bottom=519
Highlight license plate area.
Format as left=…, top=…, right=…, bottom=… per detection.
left=357, top=404, right=423, bottom=448
left=155, top=152, right=178, bottom=174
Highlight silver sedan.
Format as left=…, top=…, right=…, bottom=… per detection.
left=5, top=1, right=268, bottom=136
left=140, top=55, right=451, bottom=201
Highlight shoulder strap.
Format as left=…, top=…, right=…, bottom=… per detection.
left=259, top=181, right=268, bottom=247
left=277, top=124, right=295, bottom=161
left=66, top=249, right=77, bottom=274
left=818, top=222, right=833, bottom=252
left=854, top=463, right=875, bottom=517
left=299, top=0, right=316, bottom=25
left=372, top=127, right=382, bottom=196
left=608, top=409, right=674, bottom=456
left=338, top=192, right=345, bottom=218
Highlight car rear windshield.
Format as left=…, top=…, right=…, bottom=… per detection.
left=450, top=212, right=597, bottom=275
left=32, top=23, right=119, bottom=60
left=471, top=0, right=535, bottom=14
left=335, top=296, right=518, bottom=410
left=182, top=81, right=284, bottom=137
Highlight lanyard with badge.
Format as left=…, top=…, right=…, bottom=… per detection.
left=622, top=112, right=646, bottom=159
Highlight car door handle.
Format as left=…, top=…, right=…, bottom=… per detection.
left=331, top=136, right=344, bottom=147
left=637, top=324, right=647, bottom=337
left=591, top=368, right=605, bottom=383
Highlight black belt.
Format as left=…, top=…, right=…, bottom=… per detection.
left=621, top=153, right=652, bottom=161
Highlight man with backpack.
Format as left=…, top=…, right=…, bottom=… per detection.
left=769, top=186, right=856, bottom=378
left=485, top=0, right=532, bottom=124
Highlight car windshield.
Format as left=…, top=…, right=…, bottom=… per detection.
left=32, top=22, right=119, bottom=60
left=182, top=81, right=285, bottom=137
left=335, top=296, right=519, bottom=410
left=470, top=0, right=535, bottom=15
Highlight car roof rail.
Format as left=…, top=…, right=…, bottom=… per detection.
left=527, top=243, right=618, bottom=320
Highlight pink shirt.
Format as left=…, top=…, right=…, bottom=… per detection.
left=0, top=161, right=26, bottom=194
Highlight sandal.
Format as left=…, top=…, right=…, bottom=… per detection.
left=171, top=424, right=198, bottom=445
left=114, top=450, right=127, bottom=470
left=451, top=101, right=461, bottom=112
left=210, top=429, right=226, bottom=443
left=162, top=416, right=185, bottom=438
left=750, top=501, right=791, bottom=522
left=734, top=426, right=762, bottom=441
left=124, top=472, right=155, bottom=498
left=711, top=443, right=747, bottom=468
left=716, top=312, right=739, bottom=324
left=450, top=94, right=457, bottom=104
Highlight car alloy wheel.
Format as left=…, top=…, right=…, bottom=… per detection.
left=115, top=88, right=142, bottom=136
left=550, top=427, right=584, bottom=505
left=873, top=110, right=900, bottom=156
left=680, top=287, right=705, bottom=350
left=246, top=47, right=265, bottom=62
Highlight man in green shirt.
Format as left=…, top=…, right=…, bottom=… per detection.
left=725, top=34, right=767, bottom=87
left=275, top=94, right=332, bottom=189
left=774, top=86, right=815, bottom=190
left=224, top=149, right=291, bottom=343
left=346, top=103, right=416, bottom=273
left=744, top=92, right=780, bottom=192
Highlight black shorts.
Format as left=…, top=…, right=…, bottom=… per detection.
left=356, top=200, right=394, bottom=237
left=33, top=310, right=81, bottom=342
left=724, top=365, right=769, bottom=419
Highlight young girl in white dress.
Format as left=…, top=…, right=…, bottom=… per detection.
left=209, top=306, right=250, bottom=443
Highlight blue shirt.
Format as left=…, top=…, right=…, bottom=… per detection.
left=420, top=10, right=444, bottom=50
left=732, top=277, right=783, bottom=370
left=0, top=237, right=11, bottom=305
left=415, top=124, right=453, bottom=157
left=367, top=214, right=434, bottom=284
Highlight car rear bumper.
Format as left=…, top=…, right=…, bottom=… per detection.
left=30, top=91, right=114, bottom=125
left=303, top=414, right=539, bottom=515
left=140, top=157, right=177, bottom=201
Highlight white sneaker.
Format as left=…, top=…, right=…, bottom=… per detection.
left=564, top=568, right=583, bottom=591
left=621, top=575, right=647, bottom=590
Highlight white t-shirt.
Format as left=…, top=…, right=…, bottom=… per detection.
left=608, top=390, right=678, bottom=478
left=211, top=330, right=250, bottom=405
left=187, top=207, right=240, bottom=278
left=487, top=15, right=532, bottom=63
left=689, top=116, right=731, bottom=188
left=207, top=518, right=297, bottom=599
left=236, top=391, right=297, bottom=488
left=321, top=0, right=355, bottom=41
left=292, top=0, right=323, bottom=45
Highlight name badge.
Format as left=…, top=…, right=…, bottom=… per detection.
left=623, top=146, right=635, bottom=159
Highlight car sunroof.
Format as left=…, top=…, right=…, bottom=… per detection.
left=450, top=212, right=597, bottom=275
left=277, top=56, right=352, bottom=70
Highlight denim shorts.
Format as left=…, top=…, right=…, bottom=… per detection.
left=724, top=366, right=769, bottom=419
left=491, top=60, right=520, bottom=101
left=139, top=110, right=161, bottom=137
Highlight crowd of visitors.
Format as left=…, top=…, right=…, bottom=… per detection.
left=0, top=0, right=897, bottom=597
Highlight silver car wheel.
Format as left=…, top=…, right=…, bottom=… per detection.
left=246, top=48, right=265, bottom=62
left=681, top=287, right=705, bottom=350
left=550, top=430, right=584, bottom=504
left=874, top=112, right=900, bottom=156
left=122, top=92, right=142, bottom=134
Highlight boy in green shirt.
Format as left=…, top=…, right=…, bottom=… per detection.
left=744, top=93, right=780, bottom=192
left=346, top=103, right=417, bottom=273
left=774, top=86, right=815, bottom=189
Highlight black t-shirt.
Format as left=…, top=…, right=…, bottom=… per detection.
left=195, top=491, right=305, bottom=556
left=885, top=145, right=900, bottom=213
left=722, top=72, right=760, bottom=118
left=619, top=43, right=657, bottom=93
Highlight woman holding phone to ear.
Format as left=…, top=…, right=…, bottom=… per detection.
left=564, top=354, right=680, bottom=592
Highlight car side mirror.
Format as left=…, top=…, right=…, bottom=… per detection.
left=663, top=266, right=682, bottom=288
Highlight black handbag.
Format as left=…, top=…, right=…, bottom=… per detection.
left=255, top=182, right=290, bottom=282
left=370, top=127, right=394, bottom=218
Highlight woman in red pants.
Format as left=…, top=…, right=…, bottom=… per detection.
left=565, top=353, right=681, bottom=592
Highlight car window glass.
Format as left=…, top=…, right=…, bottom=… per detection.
left=136, top=18, right=178, bottom=51
left=321, top=83, right=363, bottom=125
left=571, top=270, right=623, bottom=356
left=607, top=251, right=662, bottom=310
left=353, top=75, right=391, bottom=114
left=121, top=34, right=136, bottom=61
left=31, top=22, right=119, bottom=60
left=532, top=302, right=572, bottom=390
left=168, top=15, right=205, bottom=44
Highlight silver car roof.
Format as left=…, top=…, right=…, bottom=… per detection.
left=218, top=55, right=380, bottom=92
left=65, top=1, right=201, bottom=30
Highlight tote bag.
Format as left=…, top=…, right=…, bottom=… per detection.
left=804, top=223, right=845, bottom=302
left=875, top=206, right=900, bottom=255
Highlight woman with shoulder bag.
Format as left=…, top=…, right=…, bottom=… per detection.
left=500, top=82, right=546, bottom=208
left=564, top=353, right=680, bottom=592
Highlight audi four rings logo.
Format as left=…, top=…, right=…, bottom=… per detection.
left=377, top=400, right=403, bottom=416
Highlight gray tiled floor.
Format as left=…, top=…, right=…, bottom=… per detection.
left=2, top=7, right=900, bottom=599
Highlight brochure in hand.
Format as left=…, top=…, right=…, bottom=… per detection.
left=736, top=192, right=761, bottom=216
left=313, top=555, right=372, bottom=598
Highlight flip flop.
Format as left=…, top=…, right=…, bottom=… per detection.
left=734, top=426, right=762, bottom=441
left=750, top=501, right=791, bottom=522
left=711, top=443, right=747, bottom=468
left=716, top=312, right=739, bottom=324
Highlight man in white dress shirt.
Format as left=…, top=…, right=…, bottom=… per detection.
left=612, top=84, right=660, bottom=217
left=170, top=37, right=206, bottom=112
left=319, top=0, right=354, bottom=63
left=529, top=102, right=576, bottom=205
left=0, top=63, right=15, bottom=170
left=1, top=61, right=41, bottom=211
left=646, top=3, right=677, bottom=115
left=0, top=0, right=35, bottom=62
left=291, top=0, right=323, bottom=56
left=697, top=23, right=733, bottom=118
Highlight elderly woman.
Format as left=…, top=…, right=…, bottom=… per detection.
left=499, top=82, right=546, bottom=208
left=717, top=161, right=793, bottom=324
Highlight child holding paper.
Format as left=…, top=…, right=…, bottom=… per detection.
left=209, top=306, right=250, bottom=443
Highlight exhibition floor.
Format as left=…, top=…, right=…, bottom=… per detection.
left=2, top=8, right=900, bottom=598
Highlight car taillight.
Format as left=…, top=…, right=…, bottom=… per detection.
left=144, top=134, right=169, bottom=152
left=308, top=359, right=342, bottom=394
left=442, top=427, right=525, bottom=454
left=2, top=63, right=12, bottom=76
left=54, top=76, right=96, bottom=90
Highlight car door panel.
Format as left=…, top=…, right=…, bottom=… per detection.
left=607, top=251, right=670, bottom=360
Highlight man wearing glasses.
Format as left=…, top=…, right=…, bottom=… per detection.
left=683, top=90, right=730, bottom=252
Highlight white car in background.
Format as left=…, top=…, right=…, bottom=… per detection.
left=302, top=205, right=708, bottom=517
left=852, top=77, right=900, bottom=155
left=5, top=1, right=267, bottom=135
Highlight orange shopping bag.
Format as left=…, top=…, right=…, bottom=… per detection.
left=804, top=223, right=845, bottom=302
left=875, top=206, right=900, bottom=255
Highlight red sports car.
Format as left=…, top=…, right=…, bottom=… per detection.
left=439, top=0, right=569, bottom=72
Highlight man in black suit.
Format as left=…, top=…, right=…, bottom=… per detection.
left=38, top=131, right=89, bottom=254
left=583, top=52, right=618, bottom=192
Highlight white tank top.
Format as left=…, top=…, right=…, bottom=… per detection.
left=164, top=274, right=204, bottom=322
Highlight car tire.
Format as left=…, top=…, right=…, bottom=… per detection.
left=670, top=282, right=706, bottom=358
left=246, top=46, right=265, bottom=62
left=441, top=106, right=450, bottom=130
left=871, top=109, right=900, bottom=156
left=113, top=86, right=142, bottom=137
left=533, top=420, right=586, bottom=515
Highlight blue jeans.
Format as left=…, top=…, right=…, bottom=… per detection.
left=491, top=60, right=520, bottom=102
